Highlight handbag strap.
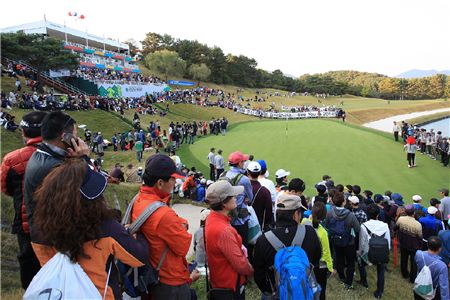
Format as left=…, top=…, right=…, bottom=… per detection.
left=103, top=260, right=113, bottom=300
left=249, top=186, right=263, bottom=207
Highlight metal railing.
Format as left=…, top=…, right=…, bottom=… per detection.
left=2, top=57, right=91, bottom=95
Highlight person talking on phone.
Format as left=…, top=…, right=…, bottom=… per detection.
left=24, top=111, right=92, bottom=242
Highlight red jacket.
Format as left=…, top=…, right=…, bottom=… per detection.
left=131, top=185, right=192, bottom=286
left=1, top=137, right=42, bottom=234
left=205, top=211, right=254, bottom=291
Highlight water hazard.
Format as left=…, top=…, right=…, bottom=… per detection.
left=420, top=117, right=450, bottom=136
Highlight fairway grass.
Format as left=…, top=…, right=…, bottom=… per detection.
left=179, top=119, right=450, bottom=200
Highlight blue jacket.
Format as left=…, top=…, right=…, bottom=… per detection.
left=438, top=230, right=450, bottom=266
left=419, top=215, right=444, bottom=240
left=415, top=250, right=449, bottom=300
left=196, top=185, right=206, bottom=202
left=414, top=203, right=428, bottom=215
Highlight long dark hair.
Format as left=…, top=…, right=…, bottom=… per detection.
left=311, top=202, right=327, bottom=229
left=34, top=158, right=114, bottom=262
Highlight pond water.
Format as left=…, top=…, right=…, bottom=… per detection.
left=421, top=117, right=450, bottom=136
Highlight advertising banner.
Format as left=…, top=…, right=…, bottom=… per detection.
left=168, top=80, right=195, bottom=86
left=97, top=83, right=168, bottom=98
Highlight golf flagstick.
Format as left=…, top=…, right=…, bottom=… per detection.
left=285, top=114, right=288, bottom=137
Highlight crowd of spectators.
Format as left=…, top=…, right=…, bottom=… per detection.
left=76, top=67, right=165, bottom=85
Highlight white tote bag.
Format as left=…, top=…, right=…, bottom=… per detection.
left=24, top=252, right=109, bottom=300
left=413, top=252, right=437, bottom=300
left=247, top=206, right=262, bottom=245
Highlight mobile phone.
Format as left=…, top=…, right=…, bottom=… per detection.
left=62, top=133, right=77, bottom=148
left=188, top=261, right=198, bottom=273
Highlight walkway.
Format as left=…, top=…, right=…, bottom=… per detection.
left=363, top=107, right=450, bottom=133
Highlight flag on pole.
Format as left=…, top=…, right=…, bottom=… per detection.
left=68, top=12, right=85, bottom=19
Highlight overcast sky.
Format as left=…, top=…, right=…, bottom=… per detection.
left=1, top=0, right=449, bottom=77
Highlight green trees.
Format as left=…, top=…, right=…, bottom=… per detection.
left=1, top=32, right=79, bottom=72
left=139, top=31, right=448, bottom=99
left=189, top=63, right=211, bottom=82
left=144, top=50, right=187, bottom=80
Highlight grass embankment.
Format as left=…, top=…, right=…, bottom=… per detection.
left=406, top=111, right=450, bottom=125
left=1, top=76, right=34, bottom=95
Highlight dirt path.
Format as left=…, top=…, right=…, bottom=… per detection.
left=363, top=107, right=450, bottom=133
left=172, top=203, right=205, bottom=257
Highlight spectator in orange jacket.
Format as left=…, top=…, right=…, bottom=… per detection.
left=182, top=171, right=197, bottom=199
left=1, top=111, right=47, bottom=289
left=132, top=154, right=200, bottom=300
left=205, top=180, right=254, bottom=299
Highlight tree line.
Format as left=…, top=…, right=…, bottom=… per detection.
left=140, top=32, right=449, bottom=100
left=2, top=32, right=448, bottom=100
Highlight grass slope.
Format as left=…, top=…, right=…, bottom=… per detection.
left=180, top=119, right=450, bottom=200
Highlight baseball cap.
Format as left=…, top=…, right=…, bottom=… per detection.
left=412, top=195, right=422, bottom=202
left=374, top=194, right=384, bottom=203
left=80, top=165, right=107, bottom=200
left=200, top=209, right=211, bottom=221
left=315, top=183, right=327, bottom=192
left=405, top=204, right=415, bottom=214
left=188, top=171, right=195, bottom=176
left=322, top=175, right=331, bottom=180
left=200, top=178, right=207, bottom=184
left=348, top=196, right=359, bottom=204
left=206, top=180, right=244, bottom=204
left=246, top=161, right=261, bottom=173
left=391, top=193, right=403, bottom=201
left=427, top=206, right=438, bottom=215
left=276, top=193, right=306, bottom=211
left=257, top=159, right=267, bottom=171
left=206, top=180, right=214, bottom=186
left=275, top=169, right=290, bottom=179
left=144, top=154, right=184, bottom=179
left=228, top=151, right=249, bottom=165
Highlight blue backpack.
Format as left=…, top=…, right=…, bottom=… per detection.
left=328, top=212, right=351, bottom=247
left=265, top=225, right=321, bottom=300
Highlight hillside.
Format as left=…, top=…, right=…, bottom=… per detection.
left=396, top=69, right=450, bottom=78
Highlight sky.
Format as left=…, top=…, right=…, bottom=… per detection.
left=1, top=0, right=449, bottom=77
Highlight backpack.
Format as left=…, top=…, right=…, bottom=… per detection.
left=363, top=224, right=389, bottom=264
left=413, top=252, right=438, bottom=300
left=118, top=195, right=169, bottom=297
left=265, top=225, right=321, bottom=300
left=328, top=212, right=351, bottom=247
left=24, top=252, right=109, bottom=300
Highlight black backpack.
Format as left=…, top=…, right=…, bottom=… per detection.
left=364, top=224, right=389, bottom=264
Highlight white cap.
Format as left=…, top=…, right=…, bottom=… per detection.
left=275, top=169, right=290, bottom=179
left=206, top=180, right=214, bottom=186
left=200, top=178, right=207, bottom=184
left=247, top=161, right=261, bottom=173
left=348, top=196, right=359, bottom=204
left=427, top=206, right=438, bottom=215
left=412, top=195, right=422, bottom=202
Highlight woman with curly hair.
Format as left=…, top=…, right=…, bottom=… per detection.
left=31, top=158, right=148, bottom=299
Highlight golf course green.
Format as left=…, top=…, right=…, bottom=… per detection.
left=179, top=119, right=449, bottom=200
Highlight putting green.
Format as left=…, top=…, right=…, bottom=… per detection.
left=179, top=119, right=450, bottom=201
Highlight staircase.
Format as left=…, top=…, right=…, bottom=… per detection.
left=2, top=57, right=92, bottom=95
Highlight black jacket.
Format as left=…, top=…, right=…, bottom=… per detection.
left=253, top=219, right=322, bottom=294
left=23, top=143, right=90, bottom=237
